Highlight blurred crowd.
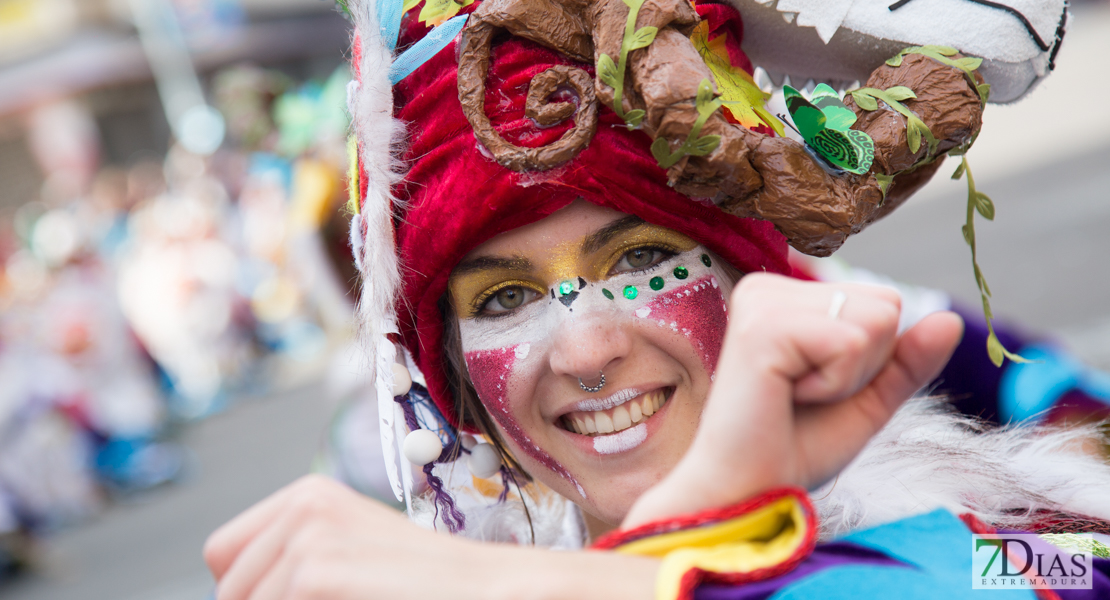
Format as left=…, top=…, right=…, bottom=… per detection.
left=0, top=62, right=358, bottom=577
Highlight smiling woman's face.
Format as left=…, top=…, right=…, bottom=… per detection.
left=448, top=200, right=733, bottom=524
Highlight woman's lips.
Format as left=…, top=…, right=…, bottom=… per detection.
left=557, top=387, right=675, bottom=457
left=561, top=388, right=670, bottom=436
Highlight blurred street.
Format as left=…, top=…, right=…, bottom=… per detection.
left=0, top=3, right=1106, bottom=600
left=2, top=381, right=336, bottom=600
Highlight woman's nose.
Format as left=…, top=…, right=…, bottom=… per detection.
left=547, top=312, right=632, bottom=382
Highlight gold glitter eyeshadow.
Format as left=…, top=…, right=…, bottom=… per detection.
left=449, top=221, right=699, bottom=318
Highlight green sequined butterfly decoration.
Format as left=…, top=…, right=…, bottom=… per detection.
left=783, top=84, right=874, bottom=175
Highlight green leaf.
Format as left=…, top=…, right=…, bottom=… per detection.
left=907, top=120, right=922, bottom=153
left=930, top=45, right=959, bottom=56
left=986, top=332, right=1005, bottom=367
left=621, top=0, right=642, bottom=8
left=402, top=0, right=421, bottom=11
left=851, top=92, right=879, bottom=111
left=651, top=138, right=674, bottom=166
left=884, top=86, right=917, bottom=102
left=624, top=109, right=645, bottom=128
left=597, top=54, right=619, bottom=88
left=628, top=26, right=657, bottom=51
left=977, top=83, right=991, bottom=104
left=951, top=160, right=966, bottom=180
left=954, top=57, right=983, bottom=71
left=961, top=224, right=974, bottom=246
left=975, top=192, right=996, bottom=220
left=886, top=55, right=905, bottom=67
left=875, top=172, right=894, bottom=198
left=690, top=134, right=721, bottom=156
left=978, top=266, right=992, bottom=297
left=696, top=79, right=717, bottom=109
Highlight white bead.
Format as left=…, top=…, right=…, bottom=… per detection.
left=403, top=429, right=443, bottom=466
left=467, top=443, right=501, bottom=479
left=391, top=363, right=412, bottom=397
left=460, top=433, right=477, bottom=450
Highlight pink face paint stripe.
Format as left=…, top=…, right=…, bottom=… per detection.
left=464, top=345, right=581, bottom=492
left=637, top=276, right=728, bottom=372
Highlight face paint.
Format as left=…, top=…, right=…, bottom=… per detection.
left=633, top=275, right=728, bottom=374
left=455, top=232, right=732, bottom=489
left=464, top=344, right=584, bottom=496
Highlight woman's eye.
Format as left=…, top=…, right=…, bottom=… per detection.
left=613, top=247, right=671, bottom=274
left=481, top=286, right=535, bottom=314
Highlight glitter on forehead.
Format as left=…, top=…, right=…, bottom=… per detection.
left=464, top=345, right=581, bottom=492
left=635, top=275, right=728, bottom=372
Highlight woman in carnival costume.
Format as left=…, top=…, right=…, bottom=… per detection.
left=205, top=0, right=1110, bottom=598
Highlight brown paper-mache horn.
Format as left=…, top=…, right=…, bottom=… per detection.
left=457, top=0, right=983, bottom=256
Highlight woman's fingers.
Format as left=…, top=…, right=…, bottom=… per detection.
left=729, top=275, right=903, bottom=404
left=206, top=476, right=367, bottom=600
left=794, top=310, right=964, bottom=487
left=204, top=477, right=317, bottom=580
left=866, top=310, right=964, bottom=412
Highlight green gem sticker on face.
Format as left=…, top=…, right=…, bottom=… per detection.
left=558, top=280, right=575, bottom=296
left=623, top=285, right=638, bottom=300
left=603, top=288, right=615, bottom=300
left=701, top=254, right=712, bottom=267
left=673, top=266, right=689, bottom=280
left=649, top=277, right=664, bottom=291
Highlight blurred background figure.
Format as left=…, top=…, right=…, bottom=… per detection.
left=0, top=0, right=370, bottom=595
left=0, top=0, right=1106, bottom=599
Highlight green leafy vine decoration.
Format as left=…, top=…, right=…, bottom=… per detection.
left=1040, top=534, right=1110, bottom=560
left=597, top=0, right=657, bottom=129
left=887, top=45, right=991, bottom=105
left=952, top=155, right=1030, bottom=367
left=651, top=79, right=722, bottom=169
left=850, top=86, right=938, bottom=156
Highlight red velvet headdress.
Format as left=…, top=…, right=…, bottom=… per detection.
left=366, top=2, right=789, bottom=428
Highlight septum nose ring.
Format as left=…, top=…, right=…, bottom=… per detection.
left=578, top=371, right=605, bottom=393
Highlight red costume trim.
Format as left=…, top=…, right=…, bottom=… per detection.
left=593, top=488, right=817, bottom=600
left=385, top=2, right=790, bottom=428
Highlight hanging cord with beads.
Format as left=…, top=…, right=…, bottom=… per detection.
left=395, top=386, right=467, bottom=533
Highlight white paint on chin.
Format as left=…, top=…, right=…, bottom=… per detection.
left=592, top=423, right=648, bottom=455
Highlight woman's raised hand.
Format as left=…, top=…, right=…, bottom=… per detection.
left=204, top=474, right=659, bottom=600
left=622, top=273, right=963, bottom=528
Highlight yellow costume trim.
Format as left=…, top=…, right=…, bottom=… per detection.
left=614, top=496, right=809, bottom=600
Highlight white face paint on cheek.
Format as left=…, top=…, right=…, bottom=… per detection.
left=456, top=246, right=729, bottom=488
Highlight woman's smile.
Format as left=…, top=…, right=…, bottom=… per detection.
left=449, top=200, right=735, bottom=522
left=558, top=387, right=672, bottom=437
left=557, top=387, right=675, bottom=456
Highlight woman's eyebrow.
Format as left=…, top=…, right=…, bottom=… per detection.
left=580, top=216, right=645, bottom=255
left=452, top=255, right=533, bottom=275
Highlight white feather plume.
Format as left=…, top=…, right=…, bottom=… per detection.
left=347, top=0, right=410, bottom=501
left=814, top=397, right=1110, bottom=540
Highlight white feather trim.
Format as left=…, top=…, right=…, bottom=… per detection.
left=347, top=0, right=411, bottom=502
left=409, top=460, right=588, bottom=548
left=814, top=397, right=1110, bottom=540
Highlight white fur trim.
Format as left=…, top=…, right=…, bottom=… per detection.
left=348, top=0, right=410, bottom=502
left=814, top=397, right=1110, bottom=540
left=410, top=461, right=588, bottom=548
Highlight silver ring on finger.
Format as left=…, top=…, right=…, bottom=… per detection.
left=827, top=290, right=848, bottom=320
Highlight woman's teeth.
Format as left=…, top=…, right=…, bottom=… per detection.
left=565, top=389, right=667, bottom=436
